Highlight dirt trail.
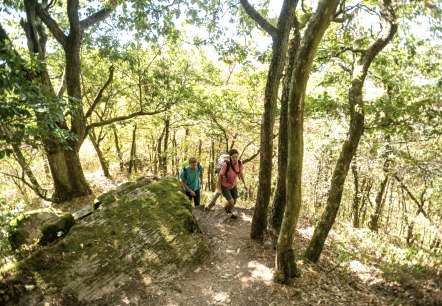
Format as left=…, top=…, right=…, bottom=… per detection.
left=164, top=207, right=288, bottom=305
left=154, top=207, right=392, bottom=306
left=78, top=204, right=439, bottom=305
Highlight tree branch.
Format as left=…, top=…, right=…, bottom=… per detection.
left=361, top=0, right=398, bottom=74
left=80, top=6, right=115, bottom=30
left=0, top=171, right=52, bottom=202
left=31, top=0, right=67, bottom=47
left=338, top=63, right=352, bottom=73
left=239, top=0, right=279, bottom=39
left=85, top=65, right=114, bottom=119
left=333, top=1, right=361, bottom=22
left=242, top=149, right=260, bottom=164
left=210, top=115, right=229, bottom=152
left=317, top=46, right=365, bottom=62
left=239, top=137, right=259, bottom=159
left=394, top=175, right=430, bottom=221
left=85, top=108, right=168, bottom=134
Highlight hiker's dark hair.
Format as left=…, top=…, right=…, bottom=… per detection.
left=228, top=149, right=239, bottom=156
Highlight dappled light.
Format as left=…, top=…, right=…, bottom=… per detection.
left=349, top=260, right=384, bottom=286
left=297, top=226, right=315, bottom=239
left=240, top=211, right=253, bottom=223
left=0, top=0, right=440, bottom=304
left=243, top=260, right=274, bottom=283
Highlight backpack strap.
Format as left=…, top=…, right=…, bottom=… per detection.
left=225, top=159, right=241, bottom=176
left=183, top=163, right=202, bottom=181
left=182, top=166, right=188, bottom=180
left=225, top=160, right=230, bottom=174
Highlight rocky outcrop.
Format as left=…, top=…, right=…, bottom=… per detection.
left=1, top=177, right=208, bottom=305
left=7, top=208, right=63, bottom=251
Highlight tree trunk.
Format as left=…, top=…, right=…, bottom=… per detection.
left=14, top=0, right=92, bottom=202
left=113, top=126, right=124, bottom=171
left=276, top=0, right=340, bottom=283
left=406, top=221, right=414, bottom=246
left=209, top=140, right=216, bottom=191
left=157, top=127, right=165, bottom=175
left=360, top=178, right=372, bottom=226
left=384, top=180, right=395, bottom=233
left=270, top=26, right=300, bottom=233
left=1, top=1, right=112, bottom=202
left=303, top=0, right=397, bottom=263
left=89, top=131, right=110, bottom=177
left=46, top=147, right=92, bottom=202
left=160, top=118, right=170, bottom=176
left=172, top=131, right=178, bottom=176
left=369, top=175, right=389, bottom=232
left=183, top=128, right=189, bottom=162
left=250, top=0, right=297, bottom=241
left=351, top=162, right=363, bottom=228
left=128, top=124, right=138, bottom=175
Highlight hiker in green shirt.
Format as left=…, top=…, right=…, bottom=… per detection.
left=180, top=157, right=204, bottom=207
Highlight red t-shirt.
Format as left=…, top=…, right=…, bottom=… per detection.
left=220, top=161, right=243, bottom=189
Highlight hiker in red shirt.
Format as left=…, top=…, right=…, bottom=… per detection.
left=217, top=149, right=246, bottom=219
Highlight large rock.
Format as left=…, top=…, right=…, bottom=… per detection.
left=7, top=208, right=62, bottom=250
left=1, top=177, right=208, bottom=305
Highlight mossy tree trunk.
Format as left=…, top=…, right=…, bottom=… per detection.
left=129, top=124, right=138, bottom=175
left=18, top=0, right=115, bottom=201
left=160, top=118, right=170, bottom=176
left=304, top=0, right=398, bottom=263
left=351, top=162, right=366, bottom=228
left=242, top=0, right=298, bottom=241
left=276, top=0, right=340, bottom=283
left=156, top=126, right=165, bottom=175
left=270, top=24, right=300, bottom=233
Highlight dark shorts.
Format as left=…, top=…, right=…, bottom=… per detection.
left=185, top=189, right=201, bottom=207
left=221, top=186, right=238, bottom=201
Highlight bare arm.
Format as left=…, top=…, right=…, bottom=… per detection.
left=239, top=171, right=246, bottom=188
left=180, top=180, right=191, bottom=192
left=217, top=174, right=222, bottom=193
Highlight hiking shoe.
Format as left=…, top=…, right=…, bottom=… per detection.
left=230, top=213, right=238, bottom=220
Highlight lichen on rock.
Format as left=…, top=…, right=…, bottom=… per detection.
left=2, top=177, right=208, bottom=304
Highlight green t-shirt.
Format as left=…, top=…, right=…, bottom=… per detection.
left=180, top=164, right=203, bottom=191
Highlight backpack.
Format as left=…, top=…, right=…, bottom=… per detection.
left=182, top=162, right=202, bottom=181
left=216, top=154, right=242, bottom=176
left=215, top=154, right=230, bottom=174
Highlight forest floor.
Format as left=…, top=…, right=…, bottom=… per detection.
left=56, top=172, right=440, bottom=305
left=124, top=205, right=440, bottom=306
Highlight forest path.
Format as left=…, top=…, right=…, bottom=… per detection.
left=158, top=207, right=392, bottom=306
